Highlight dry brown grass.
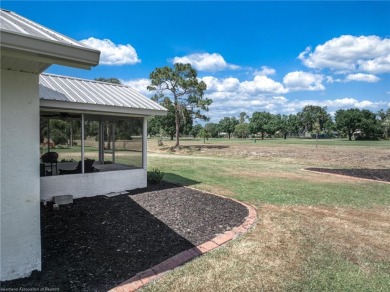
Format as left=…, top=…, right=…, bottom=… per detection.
left=148, top=138, right=390, bottom=168
left=143, top=204, right=390, bottom=292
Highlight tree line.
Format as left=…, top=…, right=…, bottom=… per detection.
left=94, top=64, right=389, bottom=146
left=149, top=105, right=390, bottom=142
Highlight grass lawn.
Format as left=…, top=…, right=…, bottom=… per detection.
left=144, top=138, right=390, bottom=291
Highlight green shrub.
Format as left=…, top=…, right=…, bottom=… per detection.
left=147, top=168, right=164, bottom=184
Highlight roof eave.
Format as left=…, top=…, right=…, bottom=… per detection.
left=0, top=30, right=100, bottom=70
left=40, top=100, right=168, bottom=117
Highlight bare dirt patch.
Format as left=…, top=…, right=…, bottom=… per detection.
left=148, top=140, right=390, bottom=169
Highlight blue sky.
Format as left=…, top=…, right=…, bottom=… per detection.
left=2, top=1, right=390, bottom=122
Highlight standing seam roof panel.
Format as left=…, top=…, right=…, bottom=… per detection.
left=39, top=76, right=76, bottom=102
left=122, top=86, right=158, bottom=109
left=102, top=85, right=142, bottom=109
left=89, top=82, right=127, bottom=107
left=77, top=80, right=107, bottom=105
left=127, top=87, right=161, bottom=110
left=60, top=78, right=99, bottom=105
left=83, top=82, right=116, bottom=106
left=0, top=9, right=85, bottom=47
left=49, top=76, right=87, bottom=103
left=39, top=74, right=167, bottom=112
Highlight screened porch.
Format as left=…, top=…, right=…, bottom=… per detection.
left=40, top=111, right=144, bottom=176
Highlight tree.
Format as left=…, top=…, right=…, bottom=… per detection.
left=218, top=117, right=239, bottom=139
left=94, top=77, right=121, bottom=84
left=190, top=124, right=203, bottom=138
left=378, top=108, right=390, bottom=139
left=204, top=123, right=219, bottom=138
left=298, top=105, right=330, bottom=133
left=234, top=123, right=249, bottom=138
left=276, top=114, right=300, bottom=139
left=239, top=112, right=248, bottom=123
left=275, top=114, right=288, bottom=139
left=264, top=114, right=280, bottom=137
left=287, top=114, right=300, bottom=136
left=335, top=108, right=382, bottom=140
left=199, top=128, right=211, bottom=143
left=359, top=109, right=382, bottom=140
left=312, top=121, right=321, bottom=148
left=147, top=63, right=211, bottom=147
left=335, top=109, right=362, bottom=140
left=249, top=111, right=274, bottom=139
left=148, top=98, right=193, bottom=140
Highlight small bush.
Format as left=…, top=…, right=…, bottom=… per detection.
left=147, top=168, right=164, bottom=184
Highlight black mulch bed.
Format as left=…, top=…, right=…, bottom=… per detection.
left=306, top=168, right=390, bottom=182
left=1, top=182, right=248, bottom=291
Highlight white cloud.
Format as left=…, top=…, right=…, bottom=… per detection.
left=285, top=98, right=383, bottom=111
left=80, top=37, right=141, bottom=65
left=345, top=73, right=380, bottom=83
left=358, top=55, right=390, bottom=74
left=201, top=76, right=240, bottom=93
left=283, top=71, right=325, bottom=91
left=202, top=75, right=387, bottom=122
left=240, top=75, right=287, bottom=94
left=299, top=35, right=390, bottom=74
left=172, top=53, right=239, bottom=71
left=254, top=66, right=276, bottom=76
left=122, top=78, right=150, bottom=96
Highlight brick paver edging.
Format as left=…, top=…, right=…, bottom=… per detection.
left=302, top=168, right=390, bottom=185
left=109, top=188, right=258, bottom=292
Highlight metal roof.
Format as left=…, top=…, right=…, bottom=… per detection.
left=0, top=9, right=86, bottom=48
left=0, top=9, right=100, bottom=73
left=39, top=74, right=167, bottom=116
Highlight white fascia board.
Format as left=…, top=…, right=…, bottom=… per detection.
left=0, top=31, right=100, bottom=69
left=40, top=100, right=168, bottom=117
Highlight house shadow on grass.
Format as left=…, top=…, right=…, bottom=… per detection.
left=1, top=190, right=197, bottom=291
left=162, top=173, right=201, bottom=186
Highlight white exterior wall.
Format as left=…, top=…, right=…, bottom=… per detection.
left=40, top=169, right=147, bottom=200
left=0, top=69, right=41, bottom=280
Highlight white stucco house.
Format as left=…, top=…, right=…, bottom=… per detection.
left=0, top=9, right=166, bottom=281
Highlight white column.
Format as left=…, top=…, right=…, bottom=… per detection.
left=81, top=113, right=85, bottom=173
left=99, top=121, right=104, bottom=163
left=112, top=123, right=116, bottom=163
left=142, top=117, right=147, bottom=170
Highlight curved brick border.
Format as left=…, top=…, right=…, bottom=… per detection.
left=302, top=168, right=390, bottom=185
left=109, top=188, right=257, bottom=292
